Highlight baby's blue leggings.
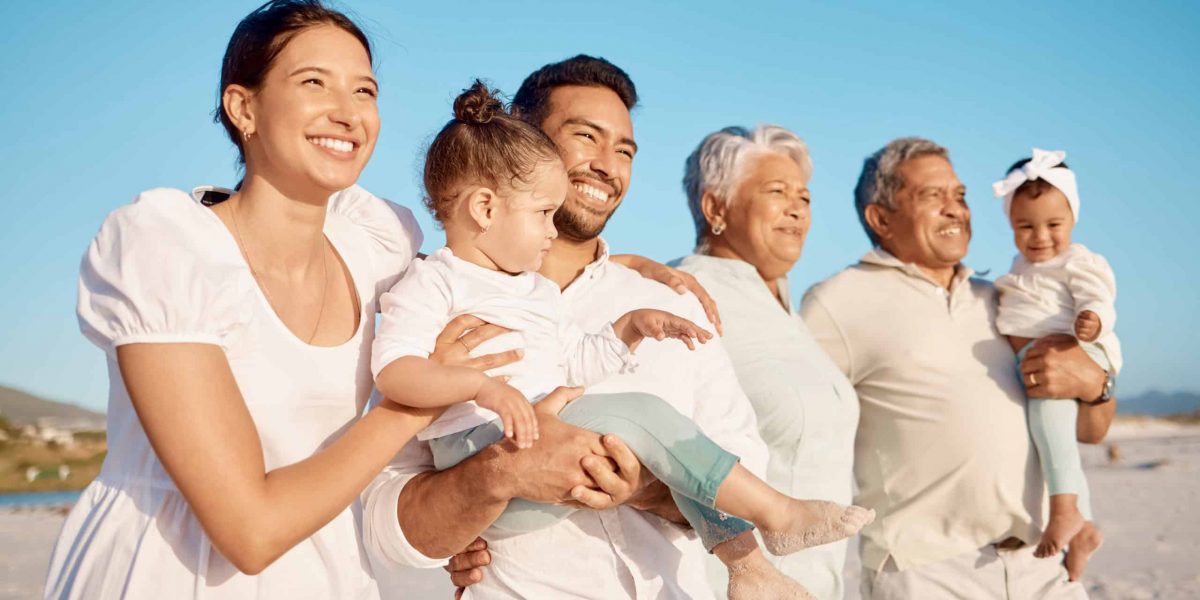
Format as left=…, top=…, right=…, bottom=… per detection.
left=429, top=392, right=753, bottom=551
left=1017, top=342, right=1111, bottom=521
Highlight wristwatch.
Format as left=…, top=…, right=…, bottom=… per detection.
left=1094, top=370, right=1117, bottom=404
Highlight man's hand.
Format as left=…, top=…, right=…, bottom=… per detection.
left=1021, top=334, right=1105, bottom=402
left=626, top=476, right=689, bottom=527
left=446, top=537, right=490, bottom=598
left=1074, top=310, right=1101, bottom=342
left=431, top=314, right=521, bottom=370
left=528, top=387, right=650, bottom=510
left=482, top=386, right=616, bottom=505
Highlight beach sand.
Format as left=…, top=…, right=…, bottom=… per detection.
left=4, top=419, right=1197, bottom=599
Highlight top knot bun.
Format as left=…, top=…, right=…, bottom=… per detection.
left=453, top=79, right=505, bottom=124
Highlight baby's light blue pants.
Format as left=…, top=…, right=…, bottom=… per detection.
left=1017, top=342, right=1111, bottom=521
left=429, top=392, right=754, bottom=551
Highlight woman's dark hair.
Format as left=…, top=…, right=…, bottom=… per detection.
left=1006, top=157, right=1071, bottom=199
left=512, top=55, right=638, bottom=127
left=423, top=80, right=561, bottom=225
left=215, top=0, right=372, bottom=165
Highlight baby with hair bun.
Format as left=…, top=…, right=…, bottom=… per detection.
left=371, top=80, right=874, bottom=598
left=993, top=148, right=1122, bottom=582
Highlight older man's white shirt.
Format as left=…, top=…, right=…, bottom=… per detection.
left=362, top=241, right=768, bottom=599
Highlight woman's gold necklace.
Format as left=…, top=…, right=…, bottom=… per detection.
left=230, top=199, right=329, bottom=344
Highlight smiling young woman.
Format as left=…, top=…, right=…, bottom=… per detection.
left=42, top=2, right=438, bottom=598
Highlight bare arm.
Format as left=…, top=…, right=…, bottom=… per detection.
left=1019, top=334, right=1115, bottom=443
left=118, top=343, right=436, bottom=575
left=376, top=356, right=486, bottom=409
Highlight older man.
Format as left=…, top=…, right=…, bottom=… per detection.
left=362, top=55, right=770, bottom=599
left=800, top=138, right=1115, bottom=599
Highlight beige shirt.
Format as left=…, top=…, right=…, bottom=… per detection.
left=800, top=249, right=1043, bottom=573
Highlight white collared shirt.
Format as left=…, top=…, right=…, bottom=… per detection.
left=363, top=240, right=768, bottom=599
left=994, top=243, right=1122, bottom=372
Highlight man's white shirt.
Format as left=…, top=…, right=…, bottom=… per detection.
left=362, top=240, right=768, bottom=599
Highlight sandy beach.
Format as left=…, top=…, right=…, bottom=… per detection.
left=5, top=419, right=1197, bottom=600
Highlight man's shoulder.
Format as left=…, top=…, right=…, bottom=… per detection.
left=596, top=262, right=706, bottom=315
left=805, top=262, right=882, bottom=302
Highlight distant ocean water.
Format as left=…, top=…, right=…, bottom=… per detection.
left=0, top=490, right=82, bottom=508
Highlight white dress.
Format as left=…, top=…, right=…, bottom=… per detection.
left=44, top=185, right=422, bottom=599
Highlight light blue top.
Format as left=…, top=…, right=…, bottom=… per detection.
left=675, top=253, right=859, bottom=600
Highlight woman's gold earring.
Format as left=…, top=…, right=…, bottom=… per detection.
left=711, top=222, right=726, bottom=236
left=242, top=130, right=252, bottom=142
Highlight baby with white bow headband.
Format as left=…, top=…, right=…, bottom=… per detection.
left=993, top=148, right=1122, bottom=582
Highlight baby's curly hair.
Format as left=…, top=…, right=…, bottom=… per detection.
left=423, top=80, right=561, bottom=225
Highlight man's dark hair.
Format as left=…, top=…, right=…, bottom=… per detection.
left=512, top=55, right=638, bottom=127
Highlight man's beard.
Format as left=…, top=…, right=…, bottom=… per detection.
left=553, top=199, right=615, bottom=242
left=558, top=169, right=622, bottom=241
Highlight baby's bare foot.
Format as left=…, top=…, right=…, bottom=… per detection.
left=760, top=500, right=874, bottom=556
left=1064, top=521, right=1104, bottom=581
left=727, top=561, right=814, bottom=600
left=1035, top=508, right=1085, bottom=558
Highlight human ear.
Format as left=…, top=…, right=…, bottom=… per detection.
left=222, top=84, right=257, bottom=138
left=864, top=203, right=891, bottom=242
left=700, top=191, right=728, bottom=230
left=465, top=187, right=500, bottom=233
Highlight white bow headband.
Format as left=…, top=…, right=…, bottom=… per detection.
left=991, top=147, right=1080, bottom=222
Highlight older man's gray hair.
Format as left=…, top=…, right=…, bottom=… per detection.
left=854, top=137, right=949, bottom=246
left=683, top=124, right=812, bottom=249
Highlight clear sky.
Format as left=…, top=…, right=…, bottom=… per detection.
left=1, top=1, right=1196, bottom=412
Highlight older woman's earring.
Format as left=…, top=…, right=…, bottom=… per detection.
left=711, top=222, right=726, bottom=236
left=242, top=129, right=253, bottom=142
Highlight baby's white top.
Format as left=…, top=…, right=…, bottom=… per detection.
left=372, top=247, right=634, bottom=440
left=995, top=243, right=1122, bottom=372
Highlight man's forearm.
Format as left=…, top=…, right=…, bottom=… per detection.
left=396, top=446, right=511, bottom=559
left=1077, top=396, right=1116, bottom=444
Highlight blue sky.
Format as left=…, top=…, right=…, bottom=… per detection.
left=1, top=1, right=1196, bottom=412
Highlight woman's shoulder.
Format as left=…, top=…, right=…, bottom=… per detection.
left=327, top=185, right=424, bottom=295
left=92, top=187, right=234, bottom=258
left=79, top=188, right=252, bottom=350
left=328, top=185, right=423, bottom=254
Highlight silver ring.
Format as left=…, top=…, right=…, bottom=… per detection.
left=1029, top=373, right=1038, bottom=386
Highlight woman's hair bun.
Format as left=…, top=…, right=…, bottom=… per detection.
left=453, top=79, right=505, bottom=124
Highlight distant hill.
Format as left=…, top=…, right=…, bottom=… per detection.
left=0, top=385, right=105, bottom=430
left=1119, top=390, right=1200, bottom=416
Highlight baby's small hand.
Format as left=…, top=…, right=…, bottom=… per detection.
left=630, top=309, right=713, bottom=351
left=475, top=378, right=538, bottom=449
left=1074, top=310, right=1101, bottom=342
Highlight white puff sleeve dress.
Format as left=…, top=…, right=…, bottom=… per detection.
left=44, top=185, right=421, bottom=599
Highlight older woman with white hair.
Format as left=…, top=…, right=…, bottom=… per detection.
left=673, top=125, right=858, bottom=600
